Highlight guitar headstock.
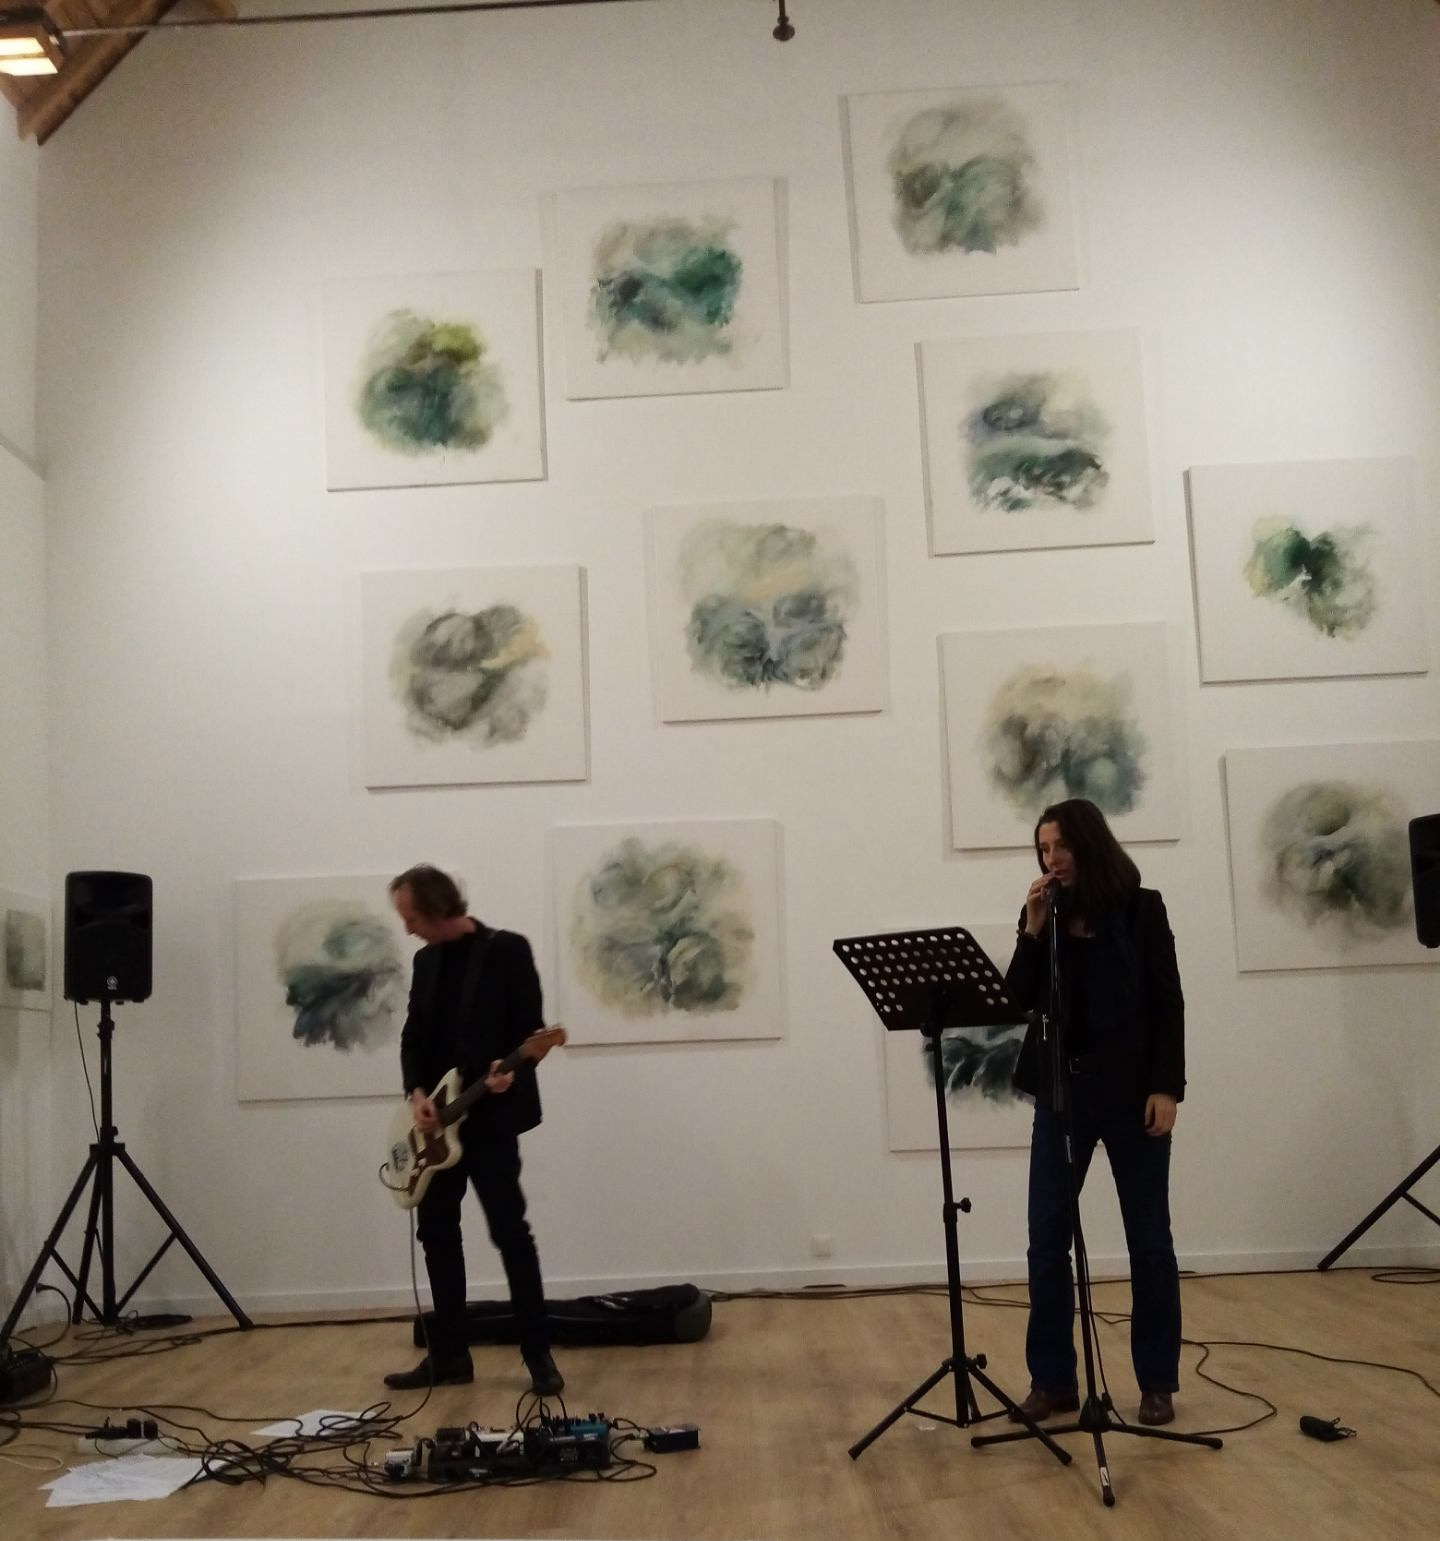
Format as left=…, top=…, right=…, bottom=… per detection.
left=519, top=1024, right=567, bottom=1062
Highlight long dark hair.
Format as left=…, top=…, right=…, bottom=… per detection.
left=1033, top=799, right=1140, bottom=918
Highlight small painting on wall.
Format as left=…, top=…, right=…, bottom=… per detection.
left=360, top=565, right=588, bottom=788
left=323, top=269, right=545, bottom=489
left=844, top=82, right=1079, bottom=302
left=0, top=891, right=50, bottom=1014
left=920, top=329, right=1153, bottom=555
left=1187, top=458, right=1427, bottom=683
left=645, top=497, right=888, bottom=722
left=881, top=923, right=1032, bottom=1151
left=235, top=875, right=418, bottom=1101
left=1223, top=741, right=1439, bottom=972
left=553, top=178, right=786, bottom=398
left=550, top=819, right=784, bottom=1045
left=941, top=622, right=1181, bottom=850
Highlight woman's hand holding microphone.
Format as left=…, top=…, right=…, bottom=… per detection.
left=1024, top=874, right=1058, bottom=938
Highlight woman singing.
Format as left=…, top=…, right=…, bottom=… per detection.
left=1004, top=798, right=1185, bottom=1428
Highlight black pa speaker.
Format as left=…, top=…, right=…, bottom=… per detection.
left=64, top=871, right=153, bottom=1004
left=1410, top=815, right=1440, bottom=950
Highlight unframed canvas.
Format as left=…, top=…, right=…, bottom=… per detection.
left=645, top=497, right=889, bottom=722
left=844, top=82, right=1080, bottom=302
left=550, top=819, right=785, bottom=1046
left=360, top=565, right=589, bottom=788
left=322, top=269, right=545, bottom=490
left=234, top=875, right=418, bottom=1101
left=881, top=922, right=1033, bottom=1152
left=1223, top=741, right=1439, bottom=972
left=553, top=178, right=786, bottom=398
left=1186, top=457, right=1428, bottom=683
left=941, top=621, right=1181, bottom=850
left=920, top=328, right=1153, bottom=555
left=0, top=889, right=50, bottom=1014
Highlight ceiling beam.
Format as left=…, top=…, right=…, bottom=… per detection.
left=19, top=1, right=174, bottom=143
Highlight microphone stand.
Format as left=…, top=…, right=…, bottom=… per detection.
left=972, top=883, right=1220, bottom=1505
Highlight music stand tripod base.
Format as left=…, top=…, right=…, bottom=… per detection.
left=833, top=927, right=1069, bottom=1469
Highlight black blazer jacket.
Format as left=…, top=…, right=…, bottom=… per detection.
left=1005, top=886, right=1186, bottom=1110
left=399, top=922, right=544, bottom=1140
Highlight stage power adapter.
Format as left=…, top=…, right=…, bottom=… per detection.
left=645, top=1423, right=700, bottom=1453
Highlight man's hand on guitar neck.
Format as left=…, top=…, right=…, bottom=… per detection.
left=484, top=1059, right=515, bottom=1096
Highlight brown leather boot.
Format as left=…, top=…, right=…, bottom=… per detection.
left=1008, top=1386, right=1081, bottom=1422
left=1138, top=1391, right=1175, bottom=1426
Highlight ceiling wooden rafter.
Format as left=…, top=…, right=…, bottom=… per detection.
left=5, top=3, right=1435, bottom=145
left=1, top=1, right=236, bottom=144
left=0, top=1, right=671, bottom=143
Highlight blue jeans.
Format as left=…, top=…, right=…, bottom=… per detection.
left=1025, top=1098, right=1181, bottom=1394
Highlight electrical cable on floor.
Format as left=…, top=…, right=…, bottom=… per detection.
left=1369, top=1267, right=1440, bottom=1285
left=7, top=1263, right=1433, bottom=1473
left=708, top=1270, right=1440, bottom=1433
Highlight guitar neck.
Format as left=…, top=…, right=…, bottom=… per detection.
left=439, top=1044, right=532, bottom=1126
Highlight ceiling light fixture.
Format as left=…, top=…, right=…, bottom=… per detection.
left=0, top=7, right=63, bottom=76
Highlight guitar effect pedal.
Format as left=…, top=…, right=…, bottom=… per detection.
left=383, top=1447, right=416, bottom=1480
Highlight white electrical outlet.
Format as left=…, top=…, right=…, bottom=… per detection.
left=810, top=1233, right=833, bottom=1258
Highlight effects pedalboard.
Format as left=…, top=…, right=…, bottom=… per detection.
left=384, top=1414, right=699, bottom=1481
left=387, top=1414, right=612, bottom=1481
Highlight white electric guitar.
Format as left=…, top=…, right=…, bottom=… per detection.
left=378, top=1026, right=566, bottom=1210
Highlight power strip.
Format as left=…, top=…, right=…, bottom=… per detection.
left=76, top=1418, right=163, bottom=1457
left=76, top=1435, right=167, bottom=1456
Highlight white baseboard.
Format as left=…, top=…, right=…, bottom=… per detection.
left=90, top=1239, right=1440, bottom=1323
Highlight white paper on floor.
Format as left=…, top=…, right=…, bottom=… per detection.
left=43, top=1452, right=205, bottom=1507
left=253, top=1409, right=365, bottom=1438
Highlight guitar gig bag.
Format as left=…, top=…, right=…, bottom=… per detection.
left=413, top=1283, right=712, bottom=1348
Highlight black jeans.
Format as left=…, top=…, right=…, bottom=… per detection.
left=1025, top=1096, right=1181, bottom=1395
left=415, top=1132, right=549, bottom=1362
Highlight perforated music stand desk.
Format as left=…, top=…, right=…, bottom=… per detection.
left=833, top=926, right=1019, bottom=1038
left=834, top=927, right=1068, bottom=1467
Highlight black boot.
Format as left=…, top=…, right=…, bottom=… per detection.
left=383, top=1353, right=474, bottom=1390
left=523, top=1349, right=564, bottom=1396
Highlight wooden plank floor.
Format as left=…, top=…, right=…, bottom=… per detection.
left=2, top=1269, right=1437, bottom=1539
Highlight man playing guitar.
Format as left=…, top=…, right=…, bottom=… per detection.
left=383, top=864, right=563, bottom=1398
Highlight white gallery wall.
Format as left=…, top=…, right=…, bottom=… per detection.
left=0, top=112, right=48, bottom=1316
left=27, top=0, right=1440, bottom=1317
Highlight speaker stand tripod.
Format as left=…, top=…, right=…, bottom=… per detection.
left=0, top=1000, right=252, bottom=1349
left=1317, top=1142, right=1440, bottom=1270
left=834, top=927, right=1069, bottom=1470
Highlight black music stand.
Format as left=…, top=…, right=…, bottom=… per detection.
left=835, top=927, right=1069, bottom=1470
left=970, top=897, right=1220, bottom=1506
